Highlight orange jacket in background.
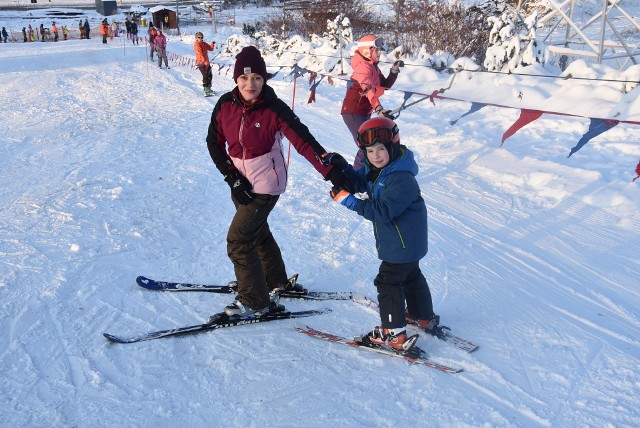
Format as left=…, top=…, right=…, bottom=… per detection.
left=194, top=39, right=215, bottom=67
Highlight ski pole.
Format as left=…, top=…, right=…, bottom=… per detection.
left=390, top=71, right=459, bottom=119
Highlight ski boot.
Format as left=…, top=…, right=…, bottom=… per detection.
left=270, top=274, right=308, bottom=297
left=363, top=326, right=419, bottom=351
left=406, top=313, right=451, bottom=339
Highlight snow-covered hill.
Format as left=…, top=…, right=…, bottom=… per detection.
left=1, top=10, right=639, bottom=428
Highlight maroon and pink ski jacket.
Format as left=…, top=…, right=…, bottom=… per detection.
left=206, top=85, right=333, bottom=195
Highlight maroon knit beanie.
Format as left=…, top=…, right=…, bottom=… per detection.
left=233, top=46, right=269, bottom=82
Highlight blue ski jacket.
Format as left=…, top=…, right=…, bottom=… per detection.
left=343, top=145, right=428, bottom=264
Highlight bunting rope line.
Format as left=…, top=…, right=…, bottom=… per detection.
left=275, top=59, right=639, bottom=180
left=261, top=47, right=640, bottom=85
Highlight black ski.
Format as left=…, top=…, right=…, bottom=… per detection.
left=104, top=308, right=331, bottom=344
left=136, top=275, right=354, bottom=301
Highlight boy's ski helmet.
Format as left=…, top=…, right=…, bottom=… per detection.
left=357, top=117, right=401, bottom=162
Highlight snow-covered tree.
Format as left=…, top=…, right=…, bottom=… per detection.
left=325, top=13, right=352, bottom=50
left=484, top=11, right=547, bottom=72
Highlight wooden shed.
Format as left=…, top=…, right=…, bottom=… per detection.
left=149, top=6, right=178, bottom=30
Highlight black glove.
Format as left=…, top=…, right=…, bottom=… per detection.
left=224, top=169, right=254, bottom=205
left=327, top=166, right=354, bottom=194
left=375, top=106, right=395, bottom=119
left=391, top=60, right=404, bottom=73
left=322, top=152, right=349, bottom=171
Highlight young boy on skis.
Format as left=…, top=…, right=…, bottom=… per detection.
left=326, top=117, right=447, bottom=351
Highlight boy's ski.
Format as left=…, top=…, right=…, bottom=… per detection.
left=353, top=295, right=479, bottom=353
left=104, top=308, right=331, bottom=344
left=136, top=275, right=354, bottom=301
left=294, top=325, right=462, bottom=374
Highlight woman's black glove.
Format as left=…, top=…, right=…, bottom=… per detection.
left=224, top=170, right=254, bottom=205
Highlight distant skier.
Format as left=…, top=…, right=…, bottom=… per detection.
left=130, top=19, right=138, bottom=45
left=100, top=19, right=108, bottom=44
left=154, top=30, right=169, bottom=69
left=193, top=32, right=215, bottom=96
left=148, top=23, right=156, bottom=61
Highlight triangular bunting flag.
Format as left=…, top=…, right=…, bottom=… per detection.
left=450, top=102, right=485, bottom=125
left=633, top=160, right=640, bottom=182
left=568, top=119, right=620, bottom=157
left=501, top=109, right=544, bottom=145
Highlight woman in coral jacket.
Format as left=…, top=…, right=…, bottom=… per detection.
left=341, top=34, right=402, bottom=170
left=205, top=46, right=352, bottom=319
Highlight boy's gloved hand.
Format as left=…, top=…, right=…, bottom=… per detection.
left=224, top=169, right=254, bottom=205
left=327, top=165, right=354, bottom=194
left=330, top=186, right=357, bottom=209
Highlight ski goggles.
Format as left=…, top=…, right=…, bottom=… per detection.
left=357, top=125, right=397, bottom=147
left=357, top=36, right=385, bottom=51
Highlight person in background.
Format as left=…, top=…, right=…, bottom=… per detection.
left=39, top=23, right=45, bottom=42
left=341, top=34, right=403, bottom=170
left=52, top=22, right=58, bottom=42
left=325, top=117, right=447, bottom=351
left=79, top=20, right=85, bottom=39
left=84, top=19, right=91, bottom=39
left=62, top=25, right=68, bottom=41
left=101, top=19, right=108, bottom=44
left=125, top=18, right=131, bottom=39
left=193, top=32, right=215, bottom=97
left=205, top=46, right=352, bottom=320
left=2, top=27, right=8, bottom=43
left=148, top=23, right=156, bottom=61
left=130, top=19, right=138, bottom=45
left=154, top=30, right=169, bottom=69
left=22, top=27, right=27, bottom=42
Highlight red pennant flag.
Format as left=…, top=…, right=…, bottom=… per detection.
left=633, top=160, right=640, bottom=182
left=501, top=109, right=544, bottom=145
left=308, top=88, right=316, bottom=104
left=328, top=76, right=334, bottom=86
left=308, top=72, right=317, bottom=85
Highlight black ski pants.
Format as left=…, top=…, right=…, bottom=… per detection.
left=227, top=194, right=288, bottom=310
left=198, top=64, right=213, bottom=89
left=374, top=261, right=434, bottom=329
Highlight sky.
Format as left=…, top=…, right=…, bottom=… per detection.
left=1, top=3, right=639, bottom=428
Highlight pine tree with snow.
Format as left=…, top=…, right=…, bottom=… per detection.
left=325, top=13, right=352, bottom=50
left=484, top=10, right=547, bottom=72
